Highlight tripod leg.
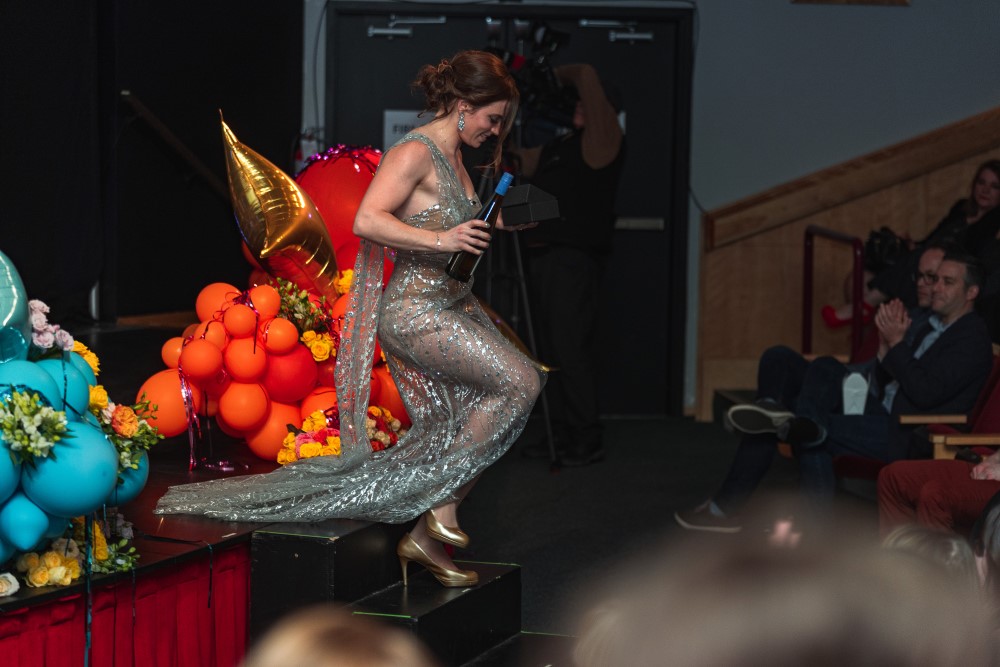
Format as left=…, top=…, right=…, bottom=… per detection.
left=512, top=234, right=559, bottom=465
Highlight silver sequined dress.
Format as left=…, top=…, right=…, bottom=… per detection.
left=155, top=133, right=545, bottom=522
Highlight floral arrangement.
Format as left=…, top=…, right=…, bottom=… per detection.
left=72, top=340, right=100, bottom=377
left=276, top=403, right=406, bottom=465
left=366, top=406, right=406, bottom=451
left=333, top=269, right=353, bottom=297
left=277, top=409, right=342, bottom=465
left=0, top=388, right=69, bottom=465
left=88, top=388, right=163, bottom=475
left=15, top=547, right=82, bottom=588
left=301, top=330, right=338, bottom=363
left=27, top=299, right=74, bottom=359
left=276, top=277, right=335, bottom=335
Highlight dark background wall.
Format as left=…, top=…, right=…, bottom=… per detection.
left=1, top=0, right=303, bottom=324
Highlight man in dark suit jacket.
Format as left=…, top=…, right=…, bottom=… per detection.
left=676, top=252, right=993, bottom=533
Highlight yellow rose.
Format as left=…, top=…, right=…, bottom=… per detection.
left=65, top=559, right=81, bottom=579
left=368, top=407, right=382, bottom=418
left=16, top=552, right=39, bottom=573
left=26, top=566, right=50, bottom=587
left=41, top=551, right=63, bottom=569
left=324, top=436, right=342, bottom=456
left=48, top=565, right=72, bottom=586
left=301, top=330, right=318, bottom=344
left=89, top=384, right=109, bottom=411
left=302, top=411, right=327, bottom=432
left=334, top=269, right=354, bottom=296
left=94, top=521, right=109, bottom=561
left=277, top=449, right=297, bottom=465
left=299, top=441, right=322, bottom=459
left=309, top=339, right=332, bottom=362
left=282, top=432, right=297, bottom=448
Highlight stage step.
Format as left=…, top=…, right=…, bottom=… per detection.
left=461, top=631, right=574, bottom=666
left=249, top=518, right=409, bottom=638
left=351, top=561, right=521, bottom=667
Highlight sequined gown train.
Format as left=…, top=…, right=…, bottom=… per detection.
left=155, top=133, right=545, bottom=522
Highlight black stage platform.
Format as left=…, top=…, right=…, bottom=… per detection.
left=4, top=323, right=837, bottom=664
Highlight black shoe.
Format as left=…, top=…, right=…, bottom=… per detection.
left=674, top=502, right=742, bottom=534
left=777, top=417, right=826, bottom=448
left=725, top=401, right=794, bottom=435
left=558, top=446, right=606, bottom=467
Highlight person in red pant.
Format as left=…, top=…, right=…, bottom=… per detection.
left=878, top=451, right=1000, bottom=538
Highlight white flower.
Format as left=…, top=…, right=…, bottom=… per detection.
left=0, top=573, right=20, bottom=597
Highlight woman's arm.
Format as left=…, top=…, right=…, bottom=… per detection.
left=353, top=142, right=491, bottom=254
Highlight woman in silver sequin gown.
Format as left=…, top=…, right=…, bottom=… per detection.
left=156, top=51, right=545, bottom=586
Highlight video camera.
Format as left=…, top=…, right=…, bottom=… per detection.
left=488, top=23, right=579, bottom=145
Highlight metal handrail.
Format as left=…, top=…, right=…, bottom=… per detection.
left=802, top=225, right=865, bottom=358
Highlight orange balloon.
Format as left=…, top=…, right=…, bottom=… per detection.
left=203, top=395, right=219, bottom=418
left=330, top=294, right=349, bottom=320
left=299, top=386, right=338, bottom=421
left=224, top=337, right=268, bottom=382
left=372, top=365, right=409, bottom=428
left=249, top=284, right=281, bottom=321
left=196, top=282, right=239, bottom=322
left=260, top=317, right=299, bottom=355
left=179, top=338, right=224, bottom=382
left=245, top=401, right=300, bottom=461
left=223, top=303, right=258, bottom=338
left=182, top=323, right=198, bottom=339
left=194, top=319, right=229, bottom=350
left=368, top=369, right=383, bottom=405
left=201, top=368, right=232, bottom=398
left=217, top=382, right=269, bottom=432
left=214, top=411, right=245, bottom=438
left=136, top=369, right=203, bottom=438
left=161, top=337, right=184, bottom=368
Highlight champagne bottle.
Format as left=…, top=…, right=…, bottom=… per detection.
left=446, top=172, right=515, bottom=283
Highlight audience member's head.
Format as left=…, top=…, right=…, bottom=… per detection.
left=881, top=523, right=979, bottom=590
left=572, top=524, right=996, bottom=666
left=914, top=243, right=949, bottom=309
left=241, top=605, right=440, bottom=667
left=973, top=493, right=1000, bottom=605
left=968, top=160, right=1000, bottom=218
left=932, top=252, right=983, bottom=323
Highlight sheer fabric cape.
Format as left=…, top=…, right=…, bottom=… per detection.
left=154, top=133, right=544, bottom=523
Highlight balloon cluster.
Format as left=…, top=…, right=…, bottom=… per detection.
left=137, top=278, right=411, bottom=463
left=0, top=251, right=131, bottom=565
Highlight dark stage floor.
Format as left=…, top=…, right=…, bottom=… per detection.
left=3, top=323, right=878, bottom=635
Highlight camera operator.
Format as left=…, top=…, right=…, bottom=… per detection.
left=517, top=62, right=625, bottom=467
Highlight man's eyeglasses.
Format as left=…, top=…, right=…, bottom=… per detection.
left=914, top=272, right=938, bottom=284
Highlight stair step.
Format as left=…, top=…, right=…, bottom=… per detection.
left=351, top=562, right=521, bottom=667
left=461, top=631, right=575, bottom=666
left=249, top=519, right=409, bottom=638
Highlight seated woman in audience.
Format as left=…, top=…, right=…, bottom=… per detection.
left=825, top=160, right=1000, bottom=326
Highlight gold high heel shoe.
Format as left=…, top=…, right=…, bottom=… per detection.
left=424, top=509, right=470, bottom=548
left=397, top=533, right=479, bottom=588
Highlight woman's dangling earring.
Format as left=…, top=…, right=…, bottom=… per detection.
left=457, top=111, right=465, bottom=132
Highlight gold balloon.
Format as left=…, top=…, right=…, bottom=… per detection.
left=220, top=115, right=340, bottom=304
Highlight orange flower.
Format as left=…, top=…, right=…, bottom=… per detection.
left=111, top=405, right=139, bottom=438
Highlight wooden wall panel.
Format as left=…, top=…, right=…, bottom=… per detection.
left=695, top=122, right=1000, bottom=421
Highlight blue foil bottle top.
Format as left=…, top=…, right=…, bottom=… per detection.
left=496, top=172, right=514, bottom=196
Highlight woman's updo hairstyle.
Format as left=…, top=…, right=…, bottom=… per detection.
left=413, top=50, right=519, bottom=171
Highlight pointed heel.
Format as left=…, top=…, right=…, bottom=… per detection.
left=396, top=533, right=478, bottom=588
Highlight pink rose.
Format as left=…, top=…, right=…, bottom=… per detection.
left=54, top=329, right=74, bottom=351
left=32, top=331, right=55, bottom=348
left=29, top=313, right=48, bottom=331
left=28, top=299, right=50, bottom=314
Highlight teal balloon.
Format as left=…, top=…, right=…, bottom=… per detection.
left=0, top=249, right=30, bottom=363
left=36, top=357, right=89, bottom=421
left=0, top=360, right=64, bottom=410
left=0, top=491, right=49, bottom=552
left=0, top=535, right=14, bottom=566
left=0, top=438, right=20, bottom=505
left=83, top=410, right=100, bottom=428
left=106, top=450, right=150, bottom=507
left=21, top=421, right=118, bottom=518
left=67, top=351, right=97, bottom=386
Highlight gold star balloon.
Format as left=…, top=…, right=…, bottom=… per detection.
left=220, top=115, right=339, bottom=304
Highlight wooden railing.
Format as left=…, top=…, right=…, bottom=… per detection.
left=695, top=106, right=1000, bottom=421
